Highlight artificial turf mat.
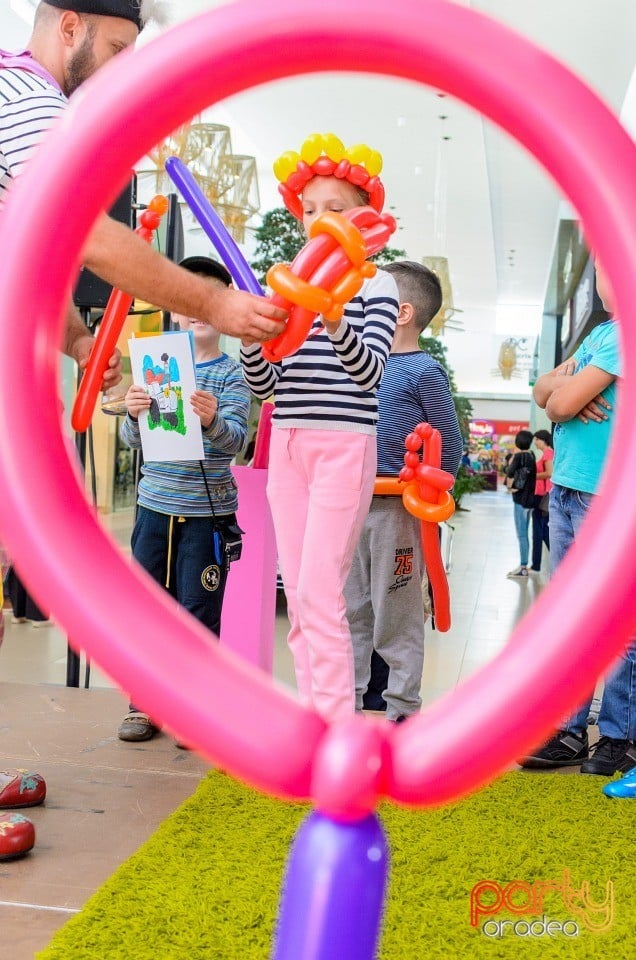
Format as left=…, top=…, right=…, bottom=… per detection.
left=38, top=769, right=635, bottom=959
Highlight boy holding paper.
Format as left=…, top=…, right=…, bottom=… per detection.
left=118, top=257, right=250, bottom=742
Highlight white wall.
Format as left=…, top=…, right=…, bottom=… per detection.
left=464, top=397, right=531, bottom=423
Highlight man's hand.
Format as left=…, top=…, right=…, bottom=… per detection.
left=211, top=289, right=287, bottom=344
left=191, top=390, right=218, bottom=429
left=72, top=334, right=123, bottom=390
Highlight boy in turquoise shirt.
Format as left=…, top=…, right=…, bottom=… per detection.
left=521, top=261, right=636, bottom=775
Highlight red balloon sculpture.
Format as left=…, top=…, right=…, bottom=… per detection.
left=262, top=205, right=397, bottom=363
left=71, top=194, right=169, bottom=433
left=374, top=422, right=455, bottom=632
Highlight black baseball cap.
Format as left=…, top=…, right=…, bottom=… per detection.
left=178, top=256, right=232, bottom=287
left=43, top=0, right=148, bottom=30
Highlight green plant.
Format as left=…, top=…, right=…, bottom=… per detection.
left=370, top=243, right=407, bottom=266
left=250, top=208, right=302, bottom=284
left=452, top=464, right=485, bottom=510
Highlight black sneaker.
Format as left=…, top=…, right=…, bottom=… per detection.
left=580, top=737, right=636, bottom=776
left=519, top=730, right=589, bottom=769
left=362, top=693, right=387, bottom=712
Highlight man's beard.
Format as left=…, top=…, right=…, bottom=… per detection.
left=65, top=35, right=97, bottom=97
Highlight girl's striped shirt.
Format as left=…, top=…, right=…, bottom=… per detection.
left=241, top=270, right=399, bottom=435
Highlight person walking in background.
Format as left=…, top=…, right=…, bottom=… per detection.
left=345, top=261, right=463, bottom=722
left=241, top=134, right=399, bottom=722
left=3, top=568, right=50, bottom=626
left=520, top=260, right=636, bottom=775
left=529, top=429, right=554, bottom=576
left=505, top=430, right=537, bottom=579
left=118, top=257, right=249, bottom=743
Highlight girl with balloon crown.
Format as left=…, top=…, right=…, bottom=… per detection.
left=240, top=132, right=399, bottom=723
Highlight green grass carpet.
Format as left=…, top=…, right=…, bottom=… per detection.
left=38, top=770, right=635, bottom=959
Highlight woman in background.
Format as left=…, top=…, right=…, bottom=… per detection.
left=529, top=429, right=554, bottom=576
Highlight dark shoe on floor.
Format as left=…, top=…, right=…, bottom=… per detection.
left=117, top=712, right=158, bottom=742
left=363, top=650, right=389, bottom=711
left=580, top=736, right=636, bottom=776
left=0, top=813, right=35, bottom=860
left=0, top=769, right=46, bottom=809
left=362, top=694, right=387, bottom=712
left=519, top=730, right=589, bottom=768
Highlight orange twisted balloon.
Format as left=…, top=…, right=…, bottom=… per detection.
left=262, top=205, right=397, bottom=363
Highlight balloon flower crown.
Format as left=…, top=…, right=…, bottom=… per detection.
left=273, top=133, right=385, bottom=220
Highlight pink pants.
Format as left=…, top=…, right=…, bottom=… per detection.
left=267, top=427, right=377, bottom=722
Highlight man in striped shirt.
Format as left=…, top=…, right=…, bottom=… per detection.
left=0, top=0, right=286, bottom=375
left=345, top=261, right=463, bottom=722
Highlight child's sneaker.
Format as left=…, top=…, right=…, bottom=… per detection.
left=580, top=737, right=636, bottom=775
left=519, top=730, right=589, bottom=768
left=506, top=566, right=528, bottom=579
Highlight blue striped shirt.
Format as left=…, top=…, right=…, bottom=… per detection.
left=0, top=66, right=66, bottom=204
left=376, top=351, right=463, bottom=477
left=240, top=270, right=399, bottom=435
left=120, top=355, right=250, bottom=517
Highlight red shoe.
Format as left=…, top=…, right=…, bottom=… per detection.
left=0, top=769, right=46, bottom=809
left=0, top=813, right=35, bottom=860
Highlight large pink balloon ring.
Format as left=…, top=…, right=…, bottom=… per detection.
left=0, top=0, right=635, bottom=812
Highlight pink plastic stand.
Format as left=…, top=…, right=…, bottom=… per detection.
left=220, top=464, right=277, bottom=673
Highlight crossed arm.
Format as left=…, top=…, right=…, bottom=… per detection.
left=533, top=358, right=615, bottom=424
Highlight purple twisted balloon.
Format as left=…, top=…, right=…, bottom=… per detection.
left=165, top=155, right=264, bottom=296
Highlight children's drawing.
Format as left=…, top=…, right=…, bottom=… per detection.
left=129, top=332, right=204, bottom=463
left=144, top=351, right=182, bottom=432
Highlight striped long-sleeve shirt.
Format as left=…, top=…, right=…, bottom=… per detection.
left=0, top=60, right=66, bottom=204
left=240, top=270, right=399, bottom=435
left=120, top=355, right=250, bottom=517
left=376, top=351, right=463, bottom=478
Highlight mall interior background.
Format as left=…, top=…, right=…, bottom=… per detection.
left=1, top=0, right=635, bottom=510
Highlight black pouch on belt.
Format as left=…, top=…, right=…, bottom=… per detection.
left=220, top=522, right=244, bottom=565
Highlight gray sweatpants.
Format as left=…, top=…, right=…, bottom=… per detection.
left=344, top=496, right=428, bottom=719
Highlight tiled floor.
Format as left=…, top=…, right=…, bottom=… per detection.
left=1, top=485, right=548, bottom=958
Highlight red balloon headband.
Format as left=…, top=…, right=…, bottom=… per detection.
left=273, top=132, right=385, bottom=219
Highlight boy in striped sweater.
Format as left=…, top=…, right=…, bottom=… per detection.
left=345, top=261, right=463, bottom=722
left=241, top=134, right=399, bottom=722
left=118, top=257, right=250, bottom=742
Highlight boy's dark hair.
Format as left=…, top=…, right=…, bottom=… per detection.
left=515, top=429, right=534, bottom=450
left=533, top=429, right=553, bottom=447
left=382, top=261, right=442, bottom=332
left=179, top=256, right=232, bottom=286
